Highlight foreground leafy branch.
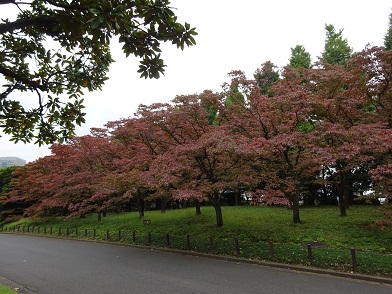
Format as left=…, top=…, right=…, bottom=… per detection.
left=0, top=0, right=197, bottom=144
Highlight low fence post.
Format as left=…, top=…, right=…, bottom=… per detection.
left=186, top=234, right=191, bottom=250
left=234, top=238, right=240, bottom=256
left=84, top=229, right=88, bottom=238
left=148, top=232, right=151, bottom=244
left=269, top=241, right=274, bottom=258
left=350, top=248, right=357, bottom=272
left=106, top=229, right=110, bottom=241
left=50, top=227, right=53, bottom=235
left=58, top=227, right=62, bottom=236
left=132, top=231, right=136, bottom=242
left=209, top=237, right=214, bottom=253
left=93, top=229, right=96, bottom=239
left=166, top=234, right=170, bottom=247
left=307, top=244, right=313, bottom=264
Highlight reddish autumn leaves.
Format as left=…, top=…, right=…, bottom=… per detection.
left=3, top=46, right=392, bottom=226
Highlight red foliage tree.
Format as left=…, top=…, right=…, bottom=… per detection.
left=136, top=91, right=247, bottom=226
left=4, top=133, right=120, bottom=221
left=104, top=117, right=164, bottom=217
left=219, top=70, right=323, bottom=223
left=301, top=48, right=392, bottom=216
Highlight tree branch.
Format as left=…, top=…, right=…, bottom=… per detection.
left=0, top=0, right=17, bottom=5
left=44, top=0, right=87, bottom=10
left=0, top=64, right=47, bottom=91
left=0, top=15, right=54, bottom=34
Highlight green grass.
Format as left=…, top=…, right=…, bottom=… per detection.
left=0, top=285, right=17, bottom=294
left=5, top=205, right=392, bottom=251
left=2, top=205, right=392, bottom=276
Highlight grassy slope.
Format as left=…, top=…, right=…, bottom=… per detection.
left=11, top=205, right=392, bottom=252
left=0, top=285, right=17, bottom=294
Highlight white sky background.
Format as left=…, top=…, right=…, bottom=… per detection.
left=1, top=0, right=392, bottom=162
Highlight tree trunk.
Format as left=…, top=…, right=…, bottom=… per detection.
left=344, top=190, right=350, bottom=209
left=138, top=199, right=145, bottom=218
left=212, top=192, right=223, bottom=227
left=160, top=197, right=166, bottom=213
left=292, top=190, right=301, bottom=224
left=97, top=212, right=102, bottom=222
left=195, top=199, right=201, bottom=215
left=339, top=194, right=347, bottom=217
left=333, top=165, right=350, bottom=217
left=235, top=190, right=241, bottom=206
left=343, top=172, right=351, bottom=209
left=213, top=203, right=223, bottom=227
left=335, top=177, right=348, bottom=217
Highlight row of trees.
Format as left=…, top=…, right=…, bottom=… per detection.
left=1, top=45, right=391, bottom=226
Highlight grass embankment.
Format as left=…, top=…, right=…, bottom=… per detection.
left=0, top=285, right=17, bottom=294
left=10, top=205, right=391, bottom=251
left=4, top=205, right=392, bottom=275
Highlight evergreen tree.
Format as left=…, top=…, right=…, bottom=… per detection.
left=254, top=61, right=280, bottom=96
left=320, top=24, right=353, bottom=66
left=288, top=45, right=312, bottom=69
left=384, top=10, right=392, bottom=50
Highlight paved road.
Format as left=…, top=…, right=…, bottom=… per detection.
left=0, top=234, right=391, bottom=294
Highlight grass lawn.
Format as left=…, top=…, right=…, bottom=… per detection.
left=0, top=285, right=17, bottom=294
left=8, top=205, right=392, bottom=252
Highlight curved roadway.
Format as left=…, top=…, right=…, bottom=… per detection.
left=0, top=234, right=391, bottom=294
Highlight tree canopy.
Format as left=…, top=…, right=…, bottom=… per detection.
left=253, top=60, right=280, bottom=96
left=384, top=10, right=392, bottom=50
left=320, top=24, right=353, bottom=66
left=288, top=45, right=311, bottom=69
left=0, top=0, right=197, bottom=145
left=0, top=166, right=14, bottom=196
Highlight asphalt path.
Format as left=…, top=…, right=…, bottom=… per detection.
left=0, top=234, right=391, bottom=294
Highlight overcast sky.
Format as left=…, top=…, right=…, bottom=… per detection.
left=1, top=0, right=392, bottom=163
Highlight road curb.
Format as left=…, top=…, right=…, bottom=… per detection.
left=0, top=275, right=36, bottom=293
left=80, top=236, right=392, bottom=286
left=132, top=245, right=392, bottom=286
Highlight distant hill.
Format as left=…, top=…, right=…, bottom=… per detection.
left=0, top=157, right=26, bottom=168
